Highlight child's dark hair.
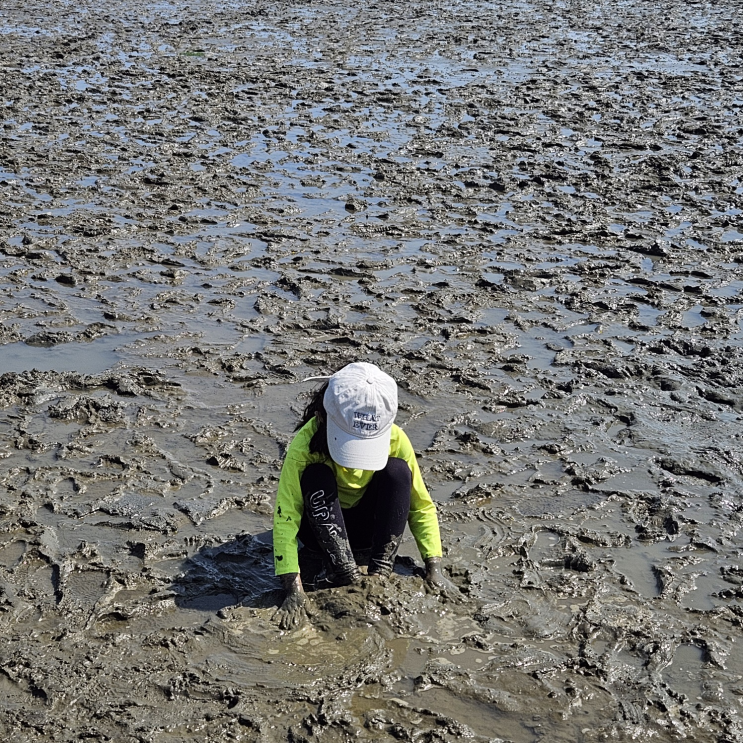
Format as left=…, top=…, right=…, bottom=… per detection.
left=296, top=381, right=331, bottom=456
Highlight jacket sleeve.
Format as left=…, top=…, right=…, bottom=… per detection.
left=273, top=449, right=306, bottom=576
left=396, top=429, right=443, bottom=560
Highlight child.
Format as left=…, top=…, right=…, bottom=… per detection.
left=273, top=361, right=448, bottom=629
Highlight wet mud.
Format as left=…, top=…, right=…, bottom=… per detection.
left=1, top=0, right=743, bottom=740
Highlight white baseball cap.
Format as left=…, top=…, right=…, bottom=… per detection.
left=323, top=362, right=398, bottom=471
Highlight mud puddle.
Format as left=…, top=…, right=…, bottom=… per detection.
left=2, top=0, right=743, bottom=740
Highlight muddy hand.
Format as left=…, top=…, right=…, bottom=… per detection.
left=276, top=591, right=311, bottom=630
left=424, top=557, right=465, bottom=603
left=275, top=573, right=313, bottom=630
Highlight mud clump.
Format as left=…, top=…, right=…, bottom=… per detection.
left=1, top=0, right=742, bottom=741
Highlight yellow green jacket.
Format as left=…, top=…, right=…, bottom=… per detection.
left=273, top=418, right=442, bottom=575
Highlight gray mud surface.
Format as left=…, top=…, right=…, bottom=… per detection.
left=2, top=0, right=743, bottom=740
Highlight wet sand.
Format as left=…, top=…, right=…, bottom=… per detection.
left=1, top=0, right=742, bottom=740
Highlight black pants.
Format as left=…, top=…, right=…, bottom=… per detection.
left=297, top=457, right=411, bottom=576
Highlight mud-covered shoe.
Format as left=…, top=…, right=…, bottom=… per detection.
left=366, top=563, right=393, bottom=578
left=367, top=536, right=401, bottom=578
left=310, top=563, right=361, bottom=590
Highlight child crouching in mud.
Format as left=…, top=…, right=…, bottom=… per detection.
left=273, top=361, right=454, bottom=629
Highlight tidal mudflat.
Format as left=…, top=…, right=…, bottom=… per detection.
left=1, top=0, right=742, bottom=740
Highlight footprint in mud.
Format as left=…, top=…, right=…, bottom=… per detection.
left=663, top=643, right=727, bottom=705
left=0, top=539, right=27, bottom=570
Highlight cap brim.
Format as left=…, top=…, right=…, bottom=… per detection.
left=326, top=418, right=391, bottom=471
